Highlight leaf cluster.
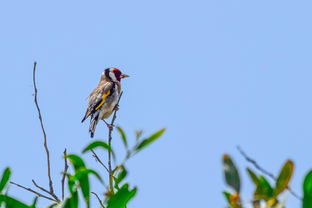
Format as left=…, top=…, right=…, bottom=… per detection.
left=222, top=154, right=312, bottom=208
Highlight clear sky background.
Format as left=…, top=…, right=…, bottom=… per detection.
left=0, top=0, right=312, bottom=207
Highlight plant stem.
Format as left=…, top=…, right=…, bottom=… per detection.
left=108, top=91, right=123, bottom=194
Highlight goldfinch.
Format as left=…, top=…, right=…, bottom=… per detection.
left=81, top=68, right=129, bottom=138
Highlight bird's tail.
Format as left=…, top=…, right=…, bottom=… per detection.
left=89, top=113, right=99, bottom=138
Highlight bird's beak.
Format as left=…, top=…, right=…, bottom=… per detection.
left=121, top=74, right=129, bottom=79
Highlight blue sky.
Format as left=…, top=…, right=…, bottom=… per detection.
left=1, top=0, right=312, bottom=207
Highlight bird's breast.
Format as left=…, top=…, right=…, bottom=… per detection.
left=99, top=91, right=119, bottom=119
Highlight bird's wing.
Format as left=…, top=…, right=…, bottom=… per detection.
left=81, top=82, right=113, bottom=122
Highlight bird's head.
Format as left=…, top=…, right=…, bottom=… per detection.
left=103, top=68, right=129, bottom=82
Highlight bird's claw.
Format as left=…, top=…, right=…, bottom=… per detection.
left=107, top=124, right=114, bottom=131
left=114, top=104, right=119, bottom=111
left=104, top=120, right=114, bottom=131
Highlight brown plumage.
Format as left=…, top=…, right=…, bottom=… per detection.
left=81, top=68, right=129, bottom=137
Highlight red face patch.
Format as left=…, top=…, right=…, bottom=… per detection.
left=113, top=68, right=120, bottom=72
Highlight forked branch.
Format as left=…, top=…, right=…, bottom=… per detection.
left=237, top=146, right=301, bottom=200
left=12, top=62, right=61, bottom=203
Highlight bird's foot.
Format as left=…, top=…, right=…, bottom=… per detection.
left=114, top=104, right=119, bottom=111
left=104, top=120, right=114, bottom=131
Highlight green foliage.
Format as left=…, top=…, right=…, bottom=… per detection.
left=0, top=195, right=31, bottom=208
left=223, top=155, right=298, bottom=208
left=117, top=127, right=128, bottom=149
left=135, top=128, right=166, bottom=152
left=254, top=176, right=273, bottom=201
left=303, top=170, right=312, bottom=208
left=0, top=168, right=11, bottom=194
left=274, top=160, right=294, bottom=196
left=66, top=154, right=101, bottom=208
left=107, top=184, right=137, bottom=208
left=83, top=140, right=116, bottom=160
left=246, top=168, right=259, bottom=185
left=0, top=168, right=35, bottom=208
left=0, top=127, right=164, bottom=208
left=114, top=165, right=128, bottom=190
left=223, top=154, right=241, bottom=194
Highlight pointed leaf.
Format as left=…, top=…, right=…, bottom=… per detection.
left=114, top=166, right=128, bottom=189
left=254, top=176, right=273, bottom=200
left=246, top=168, right=259, bottom=186
left=223, top=154, right=241, bottom=193
left=31, top=197, right=38, bottom=208
left=82, top=141, right=115, bottom=159
left=117, top=127, right=128, bottom=148
left=47, top=203, right=58, bottom=208
left=62, top=191, right=79, bottom=208
left=71, top=168, right=103, bottom=184
left=303, top=170, right=312, bottom=208
left=66, top=154, right=86, bottom=170
left=66, top=154, right=89, bottom=208
left=223, top=191, right=231, bottom=204
left=107, top=184, right=137, bottom=208
left=0, top=168, right=11, bottom=193
left=135, top=128, right=165, bottom=151
left=274, top=160, right=294, bottom=196
left=0, top=195, right=31, bottom=208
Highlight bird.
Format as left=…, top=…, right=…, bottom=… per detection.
left=81, top=67, right=129, bottom=138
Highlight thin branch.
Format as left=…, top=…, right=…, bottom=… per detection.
left=32, top=180, right=60, bottom=202
left=61, top=148, right=69, bottom=201
left=33, top=62, right=54, bottom=193
left=108, top=91, right=123, bottom=193
left=91, top=149, right=109, bottom=172
left=32, top=62, right=60, bottom=203
left=10, top=181, right=57, bottom=202
left=91, top=192, right=105, bottom=208
left=237, top=146, right=302, bottom=200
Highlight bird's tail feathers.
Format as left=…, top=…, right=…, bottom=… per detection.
left=89, top=113, right=99, bottom=138
left=81, top=109, right=91, bottom=123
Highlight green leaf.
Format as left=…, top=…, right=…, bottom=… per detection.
left=66, top=154, right=86, bottom=170
left=47, top=203, right=58, bottom=208
left=0, top=195, right=31, bottom=208
left=82, top=141, right=115, bottom=159
left=117, top=127, right=128, bottom=148
left=135, top=128, right=166, bottom=151
left=71, top=168, right=103, bottom=184
left=303, top=170, right=312, bottom=208
left=31, top=197, right=38, bottom=208
left=246, top=168, right=259, bottom=186
left=223, top=154, right=241, bottom=193
left=0, top=168, right=11, bottom=193
left=114, top=166, right=128, bottom=190
left=223, top=191, right=231, bottom=204
left=66, top=154, right=90, bottom=208
left=274, top=160, right=294, bottom=196
left=254, top=176, right=273, bottom=201
left=62, top=191, right=79, bottom=208
left=107, top=184, right=137, bottom=208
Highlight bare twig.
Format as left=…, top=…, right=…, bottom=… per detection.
left=32, top=180, right=60, bottom=202
left=91, top=192, right=105, bottom=208
left=61, top=148, right=69, bottom=201
left=108, top=91, right=123, bottom=193
left=237, top=146, right=302, bottom=200
left=10, top=181, right=57, bottom=202
left=91, top=149, right=109, bottom=172
left=32, top=62, right=59, bottom=202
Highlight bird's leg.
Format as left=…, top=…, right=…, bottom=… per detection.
left=114, top=104, right=119, bottom=111
left=103, top=120, right=114, bottom=131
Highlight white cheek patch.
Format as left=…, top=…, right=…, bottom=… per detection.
left=109, top=71, right=117, bottom=82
